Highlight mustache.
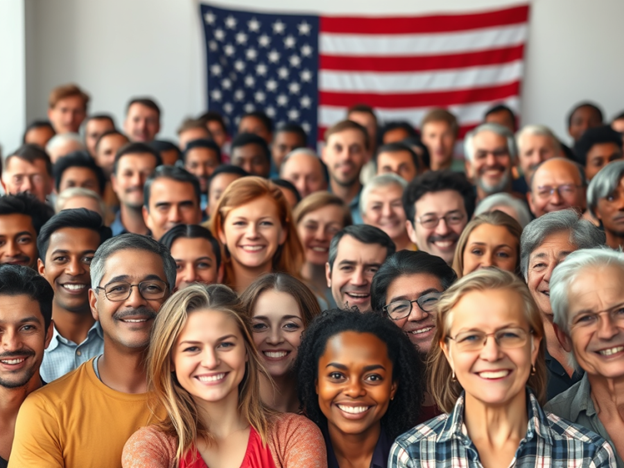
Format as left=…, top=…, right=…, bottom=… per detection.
left=428, top=233, right=459, bottom=243
left=112, top=306, right=157, bottom=321
left=0, top=349, right=35, bottom=360
left=1, top=255, right=31, bottom=264
left=478, top=164, right=506, bottom=174
left=124, top=186, right=143, bottom=194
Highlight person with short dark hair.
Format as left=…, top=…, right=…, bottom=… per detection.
left=280, top=148, right=328, bottom=198
left=588, top=160, right=624, bottom=250
left=612, top=111, right=624, bottom=135
left=198, top=110, right=229, bottom=148
left=238, top=110, right=273, bottom=144
left=326, top=224, right=395, bottom=312
left=272, top=178, right=301, bottom=208
left=83, top=114, right=115, bottom=157
left=380, top=121, right=417, bottom=145
left=420, top=108, right=461, bottom=171
left=53, top=151, right=107, bottom=196
left=22, top=120, right=55, bottom=148
left=375, top=142, right=421, bottom=182
left=573, top=125, right=623, bottom=181
left=347, top=104, right=378, bottom=154
left=176, top=118, right=212, bottom=150
left=182, top=139, right=221, bottom=209
left=403, top=170, right=475, bottom=265
left=47, top=83, right=90, bottom=134
left=230, top=132, right=272, bottom=178
left=1, top=144, right=53, bottom=203
left=123, top=97, right=161, bottom=142
left=0, top=193, right=54, bottom=269
left=94, top=130, right=129, bottom=178
left=37, top=209, right=111, bottom=382
left=568, top=101, right=604, bottom=143
left=271, top=123, right=307, bottom=173
left=0, top=264, right=54, bottom=467
left=484, top=103, right=517, bottom=133
left=142, top=165, right=202, bottom=241
left=148, top=140, right=181, bottom=166
left=110, top=142, right=162, bottom=236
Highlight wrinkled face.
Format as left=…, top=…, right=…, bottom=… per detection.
left=58, top=167, right=100, bottom=195
left=207, top=121, right=228, bottom=148
left=527, top=159, right=585, bottom=218
left=48, top=95, right=87, bottom=134
left=24, top=126, right=55, bottom=148
left=272, top=131, right=306, bottom=170
left=362, top=185, right=407, bottom=244
left=484, top=109, right=516, bottom=133
left=207, top=173, right=242, bottom=216
left=172, top=309, right=248, bottom=404
left=85, top=118, right=114, bottom=156
left=39, top=227, right=100, bottom=314
left=171, top=237, right=221, bottom=291
left=526, top=230, right=577, bottom=316
left=280, top=154, right=327, bottom=198
left=406, top=190, right=467, bottom=265
left=347, top=111, right=377, bottom=151
left=123, top=103, right=160, bottom=142
left=467, top=130, right=513, bottom=196
left=95, top=133, right=129, bottom=178
left=564, top=266, right=624, bottom=379
left=111, top=153, right=159, bottom=209
left=239, top=116, right=272, bottom=144
left=0, top=294, right=52, bottom=389
left=0, top=214, right=38, bottom=268
left=178, top=128, right=211, bottom=151
left=518, top=133, right=560, bottom=182
left=251, top=289, right=304, bottom=378
left=421, top=121, right=456, bottom=170
left=442, top=288, right=540, bottom=407
left=316, top=331, right=396, bottom=437
left=376, top=150, right=418, bottom=182
left=322, top=129, right=368, bottom=188
left=297, top=205, right=345, bottom=266
left=184, top=147, right=220, bottom=192
left=231, top=143, right=271, bottom=178
left=326, top=235, right=387, bottom=312
left=60, top=196, right=104, bottom=218
left=585, top=142, right=622, bottom=181
left=462, top=224, right=519, bottom=276
left=144, top=179, right=201, bottom=241
left=596, top=176, right=624, bottom=238
left=569, top=106, right=602, bottom=142
left=1, top=158, right=53, bottom=203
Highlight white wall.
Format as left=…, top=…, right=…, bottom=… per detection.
left=13, top=0, right=624, bottom=149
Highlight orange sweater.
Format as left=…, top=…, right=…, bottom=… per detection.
left=122, top=412, right=327, bottom=468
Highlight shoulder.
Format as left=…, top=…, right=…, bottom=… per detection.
left=22, top=363, right=91, bottom=411
left=544, top=380, right=582, bottom=417
left=545, top=412, right=615, bottom=454
left=269, top=412, right=323, bottom=440
left=122, top=426, right=177, bottom=468
left=266, top=413, right=326, bottom=468
left=394, top=413, right=450, bottom=447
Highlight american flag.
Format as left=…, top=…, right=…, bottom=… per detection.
left=200, top=3, right=529, bottom=147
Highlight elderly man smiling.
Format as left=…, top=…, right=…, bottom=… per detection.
left=546, top=248, right=624, bottom=466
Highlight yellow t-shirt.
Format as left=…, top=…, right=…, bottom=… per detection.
left=9, top=358, right=161, bottom=468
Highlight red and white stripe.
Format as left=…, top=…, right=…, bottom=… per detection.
left=317, top=4, right=530, bottom=145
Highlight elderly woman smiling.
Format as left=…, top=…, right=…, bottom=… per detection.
left=389, top=268, right=616, bottom=468
left=546, top=248, right=624, bottom=466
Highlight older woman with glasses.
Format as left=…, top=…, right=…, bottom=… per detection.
left=389, top=268, right=616, bottom=468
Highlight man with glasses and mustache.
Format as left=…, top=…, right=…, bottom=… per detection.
left=9, top=234, right=173, bottom=467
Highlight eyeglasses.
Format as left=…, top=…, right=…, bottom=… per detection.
left=446, top=327, right=531, bottom=352
left=95, top=280, right=168, bottom=302
left=383, top=292, right=442, bottom=321
left=570, top=306, right=624, bottom=331
left=417, top=212, right=465, bottom=230
left=535, top=184, right=583, bottom=199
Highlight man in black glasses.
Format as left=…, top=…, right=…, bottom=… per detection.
left=10, top=234, right=174, bottom=467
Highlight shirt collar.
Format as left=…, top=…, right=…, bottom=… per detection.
left=46, top=321, right=103, bottom=351
left=568, top=373, right=595, bottom=419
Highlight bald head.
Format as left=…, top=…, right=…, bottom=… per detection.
left=528, top=157, right=586, bottom=218
left=280, top=150, right=327, bottom=198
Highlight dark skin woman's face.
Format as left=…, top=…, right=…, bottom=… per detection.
left=316, top=331, right=397, bottom=437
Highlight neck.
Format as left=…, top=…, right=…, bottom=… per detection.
left=589, top=374, right=624, bottom=422
left=120, top=204, right=148, bottom=235
left=330, top=179, right=361, bottom=206
left=431, top=159, right=452, bottom=172
left=393, top=232, right=413, bottom=251
left=98, top=341, right=148, bottom=393
left=0, top=375, right=42, bottom=418
left=195, top=389, right=248, bottom=440
left=606, top=231, right=624, bottom=250
left=259, top=373, right=299, bottom=413
left=230, top=260, right=272, bottom=294
left=301, top=262, right=328, bottom=291
left=329, top=420, right=380, bottom=468
left=542, top=314, right=575, bottom=377
left=52, top=304, right=95, bottom=344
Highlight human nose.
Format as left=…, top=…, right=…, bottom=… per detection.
left=201, top=347, right=221, bottom=369
left=4, top=240, right=20, bottom=258
left=434, top=217, right=450, bottom=235
left=123, top=284, right=149, bottom=308
left=479, top=334, right=504, bottom=361
left=314, top=225, right=326, bottom=241
left=350, top=267, right=366, bottom=286
left=1, top=329, right=20, bottom=351
left=66, top=256, right=86, bottom=276
left=180, top=264, right=196, bottom=283
left=407, top=300, right=430, bottom=322
left=485, top=153, right=497, bottom=167
left=596, top=312, right=619, bottom=341
left=168, top=206, right=182, bottom=223
left=266, top=325, right=283, bottom=345
left=481, top=252, right=493, bottom=268
left=550, top=188, right=562, bottom=204
left=543, top=262, right=556, bottom=283
left=20, top=177, right=33, bottom=193
left=343, top=377, right=366, bottom=398
left=381, top=203, right=393, bottom=219
left=245, top=223, right=259, bottom=238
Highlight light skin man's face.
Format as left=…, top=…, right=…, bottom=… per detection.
left=421, top=121, right=456, bottom=170
left=518, top=133, right=560, bottom=182
left=322, top=129, right=368, bottom=188
left=238, top=116, right=272, bottom=144
left=47, top=95, right=87, bottom=134
left=280, top=154, right=327, bottom=198
left=95, top=133, right=129, bottom=178
left=58, top=167, right=100, bottom=195
left=347, top=111, right=377, bottom=152
left=207, top=173, right=242, bottom=216
left=466, top=130, right=513, bottom=197
left=1, top=158, right=52, bottom=203
left=184, top=147, right=220, bottom=192
left=484, top=110, right=515, bottom=133
left=85, top=118, right=114, bottom=157
left=527, top=159, right=585, bottom=218
left=178, top=128, right=211, bottom=151
left=123, top=103, right=160, bottom=142
left=376, top=150, right=418, bottom=182
left=24, top=126, right=55, bottom=148
left=111, top=153, right=159, bottom=209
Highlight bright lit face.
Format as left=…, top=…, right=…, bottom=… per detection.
left=467, top=130, right=513, bottom=197
left=297, top=204, right=346, bottom=266
left=2, top=157, right=53, bottom=203
left=585, top=142, right=622, bottom=181
left=596, top=176, right=624, bottom=239
left=322, top=129, right=368, bottom=188
left=441, top=288, right=540, bottom=407
left=272, top=131, right=306, bottom=170
left=95, top=133, right=129, bottom=178
left=406, top=190, right=467, bottom=264
left=207, top=173, right=242, bottom=216
left=219, top=196, right=287, bottom=272
left=518, top=133, right=560, bottom=182
left=85, top=118, right=114, bottom=157
left=58, top=167, right=100, bottom=195
left=280, top=154, right=327, bottom=198
left=0, top=214, right=38, bottom=268
left=376, top=150, right=418, bottom=182
left=123, top=103, right=160, bottom=142
left=171, top=237, right=221, bottom=291
left=564, top=266, right=624, bottom=379
left=111, top=153, right=159, bottom=209
left=527, top=159, right=585, bottom=218
left=172, top=309, right=248, bottom=405
left=184, top=147, right=220, bottom=192
left=48, top=95, right=87, bottom=134
left=362, top=185, right=408, bottom=245
left=230, top=143, right=271, bottom=178
left=251, top=289, right=304, bottom=378
left=462, top=224, right=519, bottom=276
left=326, top=235, right=387, bottom=312
left=316, top=331, right=396, bottom=437
left=0, top=294, right=52, bottom=389
left=569, top=105, right=602, bottom=142
left=421, top=121, right=456, bottom=170
left=526, top=230, right=577, bottom=317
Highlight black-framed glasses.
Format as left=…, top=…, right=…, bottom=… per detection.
left=416, top=212, right=465, bottom=230
left=95, top=280, right=168, bottom=302
left=383, top=292, right=442, bottom=321
left=535, top=184, right=583, bottom=199
left=446, top=327, right=531, bottom=352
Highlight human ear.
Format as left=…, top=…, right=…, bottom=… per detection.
left=553, top=323, right=572, bottom=353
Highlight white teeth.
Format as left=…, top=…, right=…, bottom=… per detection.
left=599, top=346, right=624, bottom=356
left=1, top=358, right=25, bottom=364
left=242, top=246, right=263, bottom=251
left=337, top=405, right=370, bottom=414
left=479, top=370, right=510, bottom=379
left=122, top=319, right=148, bottom=323
left=410, top=327, right=433, bottom=335
left=434, top=241, right=453, bottom=248
left=197, top=373, right=226, bottom=382
left=264, top=351, right=288, bottom=358
left=346, top=293, right=368, bottom=298
left=63, top=284, right=86, bottom=290
left=311, top=247, right=328, bottom=252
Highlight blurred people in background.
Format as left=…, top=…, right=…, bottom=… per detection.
left=484, top=103, right=517, bottom=133
left=47, top=84, right=89, bottom=134
left=46, top=133, right=85, bottom=164
left=588, top=160, right=624, bottom=250
left=1, top=144, right=53, bottom=203
left=238, top=110, right=273, bottom=144
left=205, top=164, right=248, bottom=218
left=55, top=187, right=107, bottom=219
left=22, top=120, right=55, bottom=148
left=53, top=152, right=106, bottom=197
left=83, top=114, right=115, bottom=157
left=148, top=140, right=181, bottom=166
left=199, top=111, right=229, bottom=149
left=375, top=142, right=421, bottom=182
left=516, top=124, right=562, bottom=185
left=474, top=192, right=533, bottom=228
left=176, top=118, right=212, bottom=150
left=271, top=123, right=307, bottom=173
left=123, top=97, right=161, bottom=142
left=573, top=125, right=623, bottom=181
left=567, top=101, right=604, bottom=143
left=420, top=108, right=462, bottom=172
left=280, top=148, right=328, bottom=198
left=182, top=139, right=221, bottom=210
left=230, top=132, right=272, bottom=178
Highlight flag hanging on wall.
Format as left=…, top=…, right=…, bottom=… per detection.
left=200, top=3, right=530, bottom=147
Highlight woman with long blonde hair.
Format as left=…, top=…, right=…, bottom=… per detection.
left=122, top=284, right=326, bottom=468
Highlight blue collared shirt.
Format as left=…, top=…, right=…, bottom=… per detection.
left=110, top=210, right=128, bottom=237
left=40, top=322, right=104, bottom=383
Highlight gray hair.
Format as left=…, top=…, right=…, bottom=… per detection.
left=587, top=160, right=624, bottom=217
left=464, top=122, right=517, bottom=162
left=474, top=193, right=532, bottom=228
left=520, top=209, right=606, bottom=279
left=515, top=124, right=561, bottom=154
left=45, top=133, right=84, bottom=152
left=359, top=173, right=407, bottom=215
left=90, top=233, right=176, bottom=290
left=55, top=187, right=106, bottom=217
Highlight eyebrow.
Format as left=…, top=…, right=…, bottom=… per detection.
left=105, top=274, right=164, bottom=284
left=389, top=288, right=440, bottom=303
left=0, top=231, right=33, bottom=238
left=469, top=241, right=513, bottom=248
left=572, top=302, right=624, bottom=316
left=454, top=323, right=519, bottom=333
left=51, top=248, right=96, bottom=256
left=179, top=334, right=238, bottom=346
left=326, top=362, right=386, bottom=372
left=421, top=209, right=461, bottom=217
left=253, top=315, right=303, bottom=321
left=0, top=315, right=42, bottom=325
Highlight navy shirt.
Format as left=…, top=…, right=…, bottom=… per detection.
left=546, top=350, right=584, bottom=400
left=323, top=424, right=391, bottom=468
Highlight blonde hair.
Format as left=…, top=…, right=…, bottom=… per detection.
left=147, top=284, right=271, bottom=463
left=210, top=176, right=304, bottom=287
left=452, top=211, right=523, bottom=279
left=428, top=268, right=546, bottom=413
left=292, top=191, right=352, bottom=227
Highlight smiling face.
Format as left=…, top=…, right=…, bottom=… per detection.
left=316, top=331, right=396, bottom=437
left=376, top=151, right=418, bottom=182
left=585, top=142, right=623, bottom=181
left=462, top=224, right=519, bottom=276
left=59, top=167, right=100, bottom=195
left=251, top=289, right=304, bottom=378
left=280, top=153, right=327, bottom=198
left=421, top=120, right=456, bottom=170
left=171, top=237, right=221, bottom=290
left=467, top=130, right=513, bottom=197
left=111, top=153, right=159, bottom=209
left=441, top=288, right=540, bottom=407
left=172, top=308, right=248, bottom=405
left=596, top=176, right=624, bottom=241
left=527, top=158, right=586, bottom=218
left=48, top=95, right=87, bottom=134
left=362, top=185, right=407, bottom=244
left=123, top=103, right=160, bottom=142
left=0, top=214, right=38, bottom=268
left=322, top=129, right=368, bottom=188
left=298, top=205, right=346, bottom=266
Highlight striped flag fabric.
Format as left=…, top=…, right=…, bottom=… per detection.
left=200, top=3, right=529, bottom=149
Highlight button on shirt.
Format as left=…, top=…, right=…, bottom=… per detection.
left=40, top=322, right=104, bottom=383
left=388, top=389, right=616, bottom=467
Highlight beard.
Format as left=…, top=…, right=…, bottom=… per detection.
left=477, top=169, right=510, bottom=195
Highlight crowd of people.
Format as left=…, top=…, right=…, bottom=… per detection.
left=1, top=82, right=624, bottom=467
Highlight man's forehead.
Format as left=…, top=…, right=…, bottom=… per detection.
left=0, top=213, right=35, bottom=230
left=473, top=130, right=507, bottom=147
left=327, top=129, right=366, bottom=146
left=569, top=285, right=624, bottom=314
left=100, top=249, right=165, bottom=280
left=415, top=190, right=463, bottom=212
left=233, top=144, right=263, bottom=157
left=336, top=235, right=387, bottom=261
left=6, top=157, right=46, bottom=173
left=534, top=162, right=579, bottom=185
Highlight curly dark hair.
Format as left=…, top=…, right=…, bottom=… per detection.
left=295, top=308, right=425, bottom=440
